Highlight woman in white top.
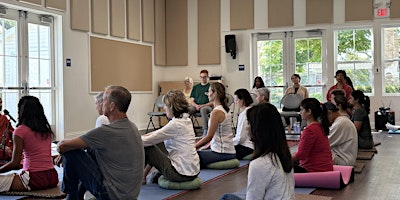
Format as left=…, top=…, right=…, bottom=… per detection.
left=196, top=82, right=236, bottom=167
left=183, top=76, right=193, bottom=103
left=220, top=103, right=295, bottom=200
left=233, top=89, right=254, bottom=159
left=142, top=90, right=200, bottom=182
left=94, top=92, right=109, bottom=128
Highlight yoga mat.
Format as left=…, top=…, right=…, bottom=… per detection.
left=354, top=162, right=365, bottom=173
left=357, top=151, right=374, bottom=160
left=388, top=130, right=400, bottom=134
left=139, top=160, right=249, bottom=200
left=294, top=165, right=354, bottom=189
left=0, top=182, right=65, bottom=198
left=358, top=147, right=378, bottom=153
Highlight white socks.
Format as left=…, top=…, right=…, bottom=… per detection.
left=0, top=173, right=15, bottom=192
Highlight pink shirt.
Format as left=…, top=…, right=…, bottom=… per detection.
left=13, top=125, right=54, bottom=172
left=295, top=123, right=333, bottom=172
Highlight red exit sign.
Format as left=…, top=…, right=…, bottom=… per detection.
left=375, top=7, right=390, bottom=18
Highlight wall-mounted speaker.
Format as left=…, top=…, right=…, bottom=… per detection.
left=225, top=35, right=236, bottom=59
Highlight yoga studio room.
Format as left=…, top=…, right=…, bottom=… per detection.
left=0, top=0, right=399, bottom=199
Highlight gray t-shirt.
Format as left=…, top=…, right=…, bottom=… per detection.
left=81, top=118, right=144, bottom=200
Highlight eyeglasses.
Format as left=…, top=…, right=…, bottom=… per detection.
left=200, top=76, right=208, bottom=79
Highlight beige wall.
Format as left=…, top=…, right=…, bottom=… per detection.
left=2, top=0, right=400, bottom=139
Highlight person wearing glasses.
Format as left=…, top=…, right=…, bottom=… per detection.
left=188, top=69, right=213, bottom=136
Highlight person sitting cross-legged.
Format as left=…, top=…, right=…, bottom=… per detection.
left=0, top=96, right=58, bottom=193
left=57, top=85, right=144, bottom=200
left=142, top=89, right=200, bottom=184
left=322, top=102, right=358, bottom=166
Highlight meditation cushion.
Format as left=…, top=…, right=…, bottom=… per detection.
left=242, top=154, right=252, bottom=160
left=158, top=175, right=202, bottom=190
left=294, top=165, right=354, bottom=189
left=206, top=158, right=240, bottom=169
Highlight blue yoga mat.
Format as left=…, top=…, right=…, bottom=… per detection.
left=231, top=187, right=315, bottom=199
left=139, top=160, right=249, bottom=200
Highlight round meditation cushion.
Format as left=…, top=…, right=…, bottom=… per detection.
left=242, top=154, right=252, bottom=160
left=158, top=175, right=202, bottom=190
left=206, top=158, right=240, bottom=169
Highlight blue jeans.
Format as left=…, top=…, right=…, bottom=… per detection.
left=197, top=149, right=236, bottom=168
left=62, top=149, right=110, bottom=200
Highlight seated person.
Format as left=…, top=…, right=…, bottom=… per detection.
left=233, top=89, right=254, bottom=159
left=0, top=96, right=58, bottom=192
left=188, top=69, right=213, bottom=136
left=142, top=90, right=200, bottom=183
left=94, top=92, right=109, bottom=127
left=282, top=74, right=308, bottom=132
left=323, top=102, right=358, bottom=166
left=326, top=70, right=353, bottom=102
left=196, top=82, right=236, bottom=167
left=332, top=94, right=351, bottom=118
left=349, top=90, right=374, bottom=149
left=57, top=86, right=144, bottom=199
left=254, top=87, right=270, bottom=104
left=292, top=98, right=333, bottom=173
left=220, top=103, right=295, bottom=200
left=251, top=76, right=266, bottom=94
left=183, top=76, right=193, bottom=103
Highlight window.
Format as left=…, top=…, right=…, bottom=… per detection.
left=0, top=9, right=55, bottom=126
left=335, top=28, right=374, bottom=94
left=254, top=31, right=324, bottom=106
left=383, top=26, right=400, bottom=94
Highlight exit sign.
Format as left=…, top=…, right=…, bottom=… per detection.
left=375, top=7, right=390, bottom=18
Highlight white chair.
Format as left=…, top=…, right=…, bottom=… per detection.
left=280, top=93, right=303, bottom=134
left=146, top=95, right=168, bottom=133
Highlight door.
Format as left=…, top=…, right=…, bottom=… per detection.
left=253, top=30, right=325, bottom=106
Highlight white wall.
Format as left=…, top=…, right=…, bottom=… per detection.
left=5, top=0, right=400, bottom=139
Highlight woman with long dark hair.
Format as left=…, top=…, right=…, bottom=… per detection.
left=233, top=89, right=254, bottom=159
left=0, top=96, right=57, bottom=192
left=292, top=98, right=333, bottom=173
left=349, top=90, right=374, bottom=149
left=220, top=103, right=295, bottom=200
left=196, top=82, right=235, bottom=167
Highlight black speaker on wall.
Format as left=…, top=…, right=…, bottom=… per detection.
left=225, top=35, right=236, bottom=59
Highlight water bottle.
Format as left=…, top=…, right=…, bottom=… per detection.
left=293, top=122, right=300, bottom=133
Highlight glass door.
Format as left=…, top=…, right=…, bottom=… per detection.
left=0, top=9, right=55, bottom=126
left=254, top=31, right=324, bottom=106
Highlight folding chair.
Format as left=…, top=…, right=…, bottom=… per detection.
left=146, top=95, right=169, bottom=133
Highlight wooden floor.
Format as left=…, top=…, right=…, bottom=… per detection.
left=171, top=132, right=400, bottom=200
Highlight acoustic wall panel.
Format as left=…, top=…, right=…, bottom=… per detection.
left=166, top=0, right=188, bottom=66
left=45, top=0, right=66, bottom=11
left=230, top=0, right=254, bottom=30
left=198, top=0, right=220, bottom=64
left=90, top=37, right=152, bottom=92
left=142, top=0, right=155, bottom=43
left=91, top=0, right=109, bottom=35
left=306, top=0, right=333, bottom=24
left=155, top=0, right=166, bottom=66
left=391, top=0, right=400, bottom=19
left=110, top=0, right=126, bottom=38
left=268, top=0, right=293, bottom=28
left=127, top=0, right=141, bottom=40
left=345, top=0, right=373, bottom=22
left=70, top=0, right=89, bottom=32
left=18, top=0, right=41, bottom=6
